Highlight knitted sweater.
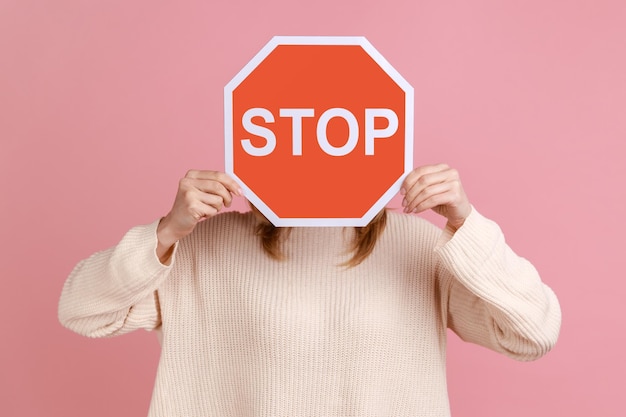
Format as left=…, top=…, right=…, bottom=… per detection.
left=58, top=208, right=561, bottom=417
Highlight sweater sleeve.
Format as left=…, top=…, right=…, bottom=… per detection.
left=434, top=208, right=561, bottom=361
left=58, top=220, right=177, bottom=338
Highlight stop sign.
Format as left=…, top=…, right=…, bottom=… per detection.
left=225, top=36, right=413, bottom=227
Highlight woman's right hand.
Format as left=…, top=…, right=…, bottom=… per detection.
left=156, top=170, right=242, bottom=263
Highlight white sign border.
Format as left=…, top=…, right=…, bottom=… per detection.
left=225, top=36, right=414, bottom=227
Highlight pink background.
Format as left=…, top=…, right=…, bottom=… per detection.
left=1, top=1, right=624, bottom=416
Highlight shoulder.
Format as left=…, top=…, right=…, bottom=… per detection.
left=377, top=210, right=443, bottom=258
left=384, top=210, right=442, bottom=242
left=200, top=210, right=256, bottom=229
left=184, top=210, right=257, bottom=245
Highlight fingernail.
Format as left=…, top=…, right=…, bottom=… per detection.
left=401, top=198, right=407, bottom=207
left=400, top=188, right=406, bottom=195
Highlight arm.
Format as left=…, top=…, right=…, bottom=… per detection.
left=402, top=164, right=561, bottom=359
left=435, top=208, right=561, bottom=360
left=58, top=170, right=243, bottom=338
left=58, top=221, right=174, bottom=337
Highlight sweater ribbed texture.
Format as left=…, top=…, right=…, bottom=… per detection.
left=58, top=208, right=561, bottom=417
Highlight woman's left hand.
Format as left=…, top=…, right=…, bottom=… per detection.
left=401, top=164, right=472, bottom=231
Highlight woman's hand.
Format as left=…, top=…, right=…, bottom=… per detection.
left=156, top=170, right=242, bottom=263
left=401, top=164, right=472, bottom=231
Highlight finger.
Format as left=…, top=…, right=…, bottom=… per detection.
left=186, top=199, right=219, bottom=221
left=403, top=168, right=455, bottom=207
left=403, top=181, right=452, bottom=213
left=195, top=190, right=228, bottom=212
left=212, top=172, right=243, bottom=197
left=190, top=180, right=234, bottom=208
left=179, top=178, right=232, bottom=209
left=401, top=163, right=450, bottom=194
left=185, top=170, right=243, bottom=196
left=411, top=189, right=457, bottom=214
left=185, top=169, right=219, bottom=179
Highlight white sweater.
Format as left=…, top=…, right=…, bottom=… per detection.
left=58, top=208, right=561, bottom=417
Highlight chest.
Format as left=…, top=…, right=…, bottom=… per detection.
left=160, top=237, right=442, bottom=350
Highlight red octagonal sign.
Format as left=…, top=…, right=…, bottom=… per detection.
left=225, top=36, right=413, bottom=226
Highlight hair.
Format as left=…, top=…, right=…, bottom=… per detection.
left=250, top=205, right=387, bottom=267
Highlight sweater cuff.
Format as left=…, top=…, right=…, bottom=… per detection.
left=433, top=206, right=514, bottom=296
left=108, top=219, right=177, bottom=295
left=433, top=206, right=545, bottom=302
left=434, top=206, right=502, bottom=264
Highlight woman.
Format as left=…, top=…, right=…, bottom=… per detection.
left=58, top=164, right=561, bottom=417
